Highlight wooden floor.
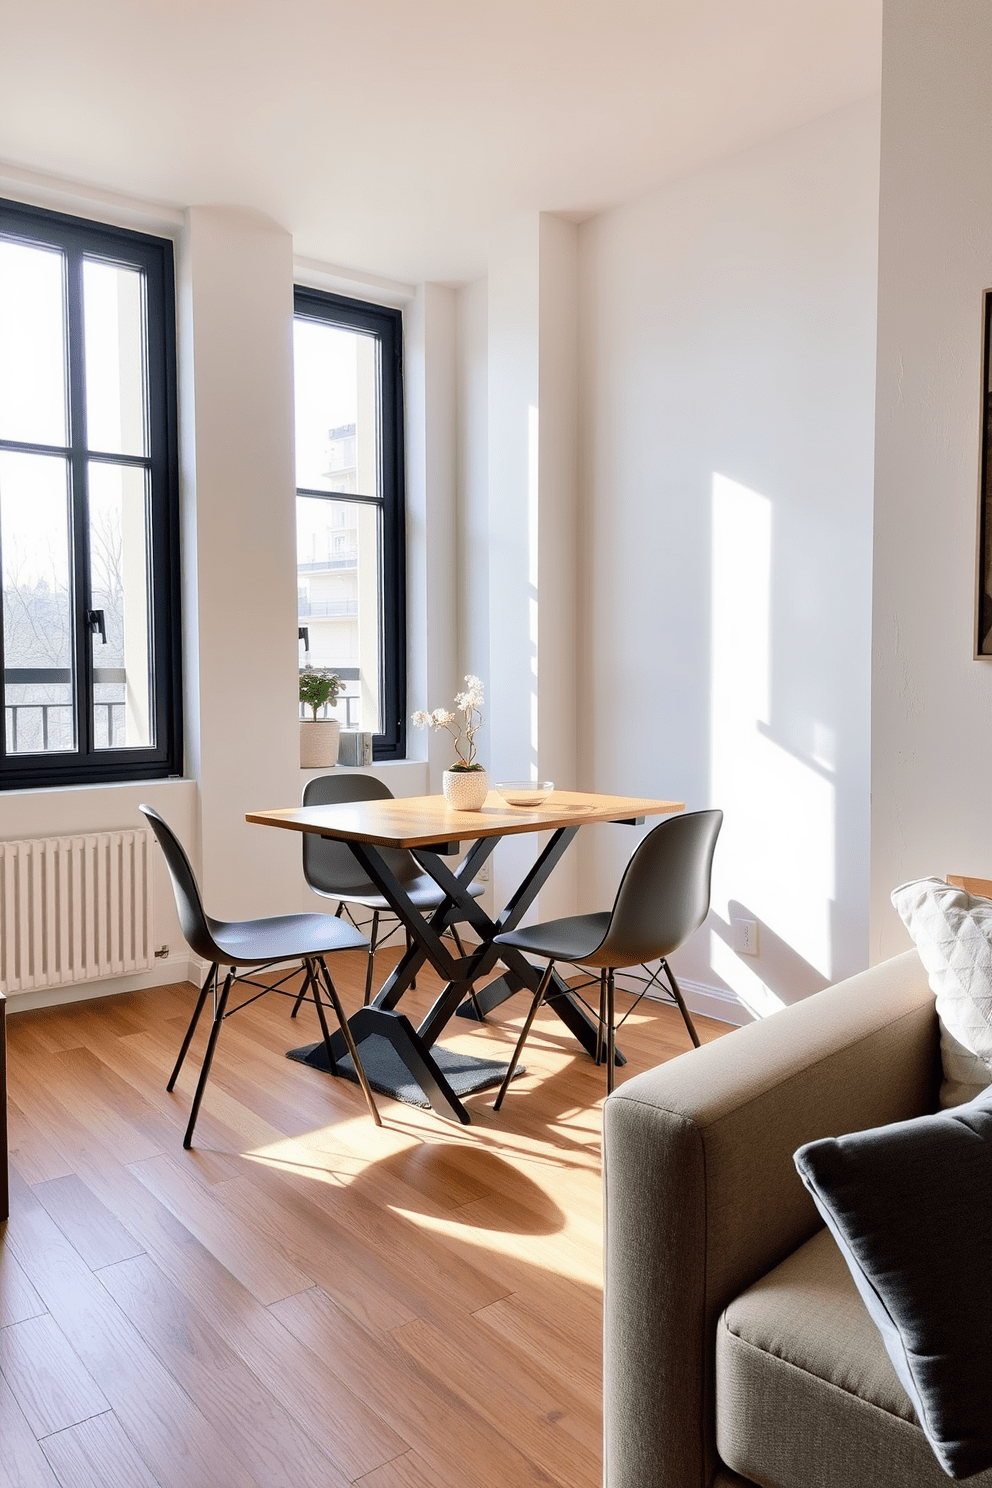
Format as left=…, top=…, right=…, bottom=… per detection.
left=0, top=955, right=728, bottom=1488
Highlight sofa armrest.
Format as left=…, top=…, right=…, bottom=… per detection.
left=602, top=949, right=938, bottom=1488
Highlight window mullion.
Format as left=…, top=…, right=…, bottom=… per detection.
left=65, top=246, right=94, bottom=759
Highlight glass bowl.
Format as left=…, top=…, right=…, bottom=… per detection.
left=495, top=780, right=555, bottom=808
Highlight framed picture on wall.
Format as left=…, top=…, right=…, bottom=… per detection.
left=977, top=291, right=992, bottom=656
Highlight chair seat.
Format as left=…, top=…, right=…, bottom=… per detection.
left=495, top=911, right=611, bottom=965
left=140, top=801, right=382, bottom=1147
left=207, top=912, right=368, bottom=966
left=492, top=810, right=723, bottom=1108
left=330, top=875, right=486, bottom=912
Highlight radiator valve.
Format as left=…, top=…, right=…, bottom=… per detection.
left=154, top=944, right=170, bottom=959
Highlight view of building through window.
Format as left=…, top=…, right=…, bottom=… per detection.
left=295, top=314, right=384, bottom=736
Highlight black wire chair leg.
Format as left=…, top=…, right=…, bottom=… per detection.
left=290, top=979, right=307, bottom=1019
left=494, top=961, right=556, bottom=1112
left=304, top=957, right=338, bottom=1075
left=317, top=957, right=382, bottom=1126
left=168, top=963, right=217, bottom=1091
left=182, top=969, right=234, bottom=1148
left=606, top=968, right=617, bottom=1094
left=290, top=959, right=319, bottom=1022
left=597, top=964, right=606, bottom=1071
left=292, top=903, right=347, bottom=1020
left=363, top=911, right=381, bottom=1007
left=662, top=959, right=700, bottom=1048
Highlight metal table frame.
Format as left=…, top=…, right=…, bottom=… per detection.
left=248, top=792, right=682, bottom=1122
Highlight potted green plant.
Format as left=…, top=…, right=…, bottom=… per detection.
left=300, top=666, right=343, bottom=768
left=412, top=675, right=489, bottom=809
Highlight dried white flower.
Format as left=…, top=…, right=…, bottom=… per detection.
left=410, top=675, right=486, bottom=768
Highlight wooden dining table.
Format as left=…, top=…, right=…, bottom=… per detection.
left=247, top=788, right=684, bottom=1122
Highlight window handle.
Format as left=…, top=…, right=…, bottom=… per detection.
left=87, top=609, right=107, bottom=645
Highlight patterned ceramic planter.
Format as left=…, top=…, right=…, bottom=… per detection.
left=442, top=767, right=489, bottom=811
left=300, top=718, right=340, bottom=769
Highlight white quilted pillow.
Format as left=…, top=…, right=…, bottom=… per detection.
left=891, top=877, right=992, bottom=1107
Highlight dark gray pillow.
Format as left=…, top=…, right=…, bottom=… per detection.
left=794, top=1088, right=992, bottom=1480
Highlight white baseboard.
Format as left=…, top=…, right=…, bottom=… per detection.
left=614, top=970, right=753, bottom=1027
left=491, top=952, right=753, bottom=1030
left=3, top=957, right=199, bottom=1014
left=2, top=954, right=750, bottom=1031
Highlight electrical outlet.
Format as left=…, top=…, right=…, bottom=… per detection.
left=478, top=861, right=490, bottom=882
left=731, top=918, right=759, bottom=957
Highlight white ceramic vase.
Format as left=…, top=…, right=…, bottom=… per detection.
left=300, top=718, right=341, bottom=769
left=442, top=767, right=489, bottom=811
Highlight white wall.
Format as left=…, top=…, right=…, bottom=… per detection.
left=578, top=98, right=881, bottom=1019
left=456, top=278, right=490, bottom=692
left=180, top=206, right=301, bottom=920
left=484, top=214, right=580, bottom=920
left=405, top=283, right=459, bottom=791
left=1, top=99, right=884, bottom=1022
left=871, top=0, right=992, bottom=959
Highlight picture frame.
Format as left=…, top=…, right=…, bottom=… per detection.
left=976, top=290, right=992, bottom=656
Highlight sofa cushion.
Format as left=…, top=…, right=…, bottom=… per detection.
left=890, top=877, right=992, bottom=1105
left=792, top=1088, right=992, bottom=1479
left=716, top=1229, right=992, bottom=1488
left=938, top=1017, right=992, bottom=1108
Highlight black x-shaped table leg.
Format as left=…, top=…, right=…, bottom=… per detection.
left=288, top=824, right=622, bottom=1122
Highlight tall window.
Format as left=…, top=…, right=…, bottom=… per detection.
left=0, top=199, right=181, bottom=789
left=294, top=288, right=405, bottom=759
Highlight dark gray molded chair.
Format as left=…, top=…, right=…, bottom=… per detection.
left=493, top=808, right=723, bottom=1106
left=140, top=804, right=381, bottom=1148
left=292, top=773, right=485, bottom=1010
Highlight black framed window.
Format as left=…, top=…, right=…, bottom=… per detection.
left=294, top=287, right=406, bottom=759
left=0, top=198, right=181, bottom=789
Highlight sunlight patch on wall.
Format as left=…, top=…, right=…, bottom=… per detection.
left=710, top=474, right=836, bottom=1001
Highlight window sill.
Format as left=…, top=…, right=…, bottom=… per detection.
left=0, top=776, right=192, bottom=800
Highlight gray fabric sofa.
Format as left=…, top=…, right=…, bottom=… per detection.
left=602, top=949, right=991, bottom=1488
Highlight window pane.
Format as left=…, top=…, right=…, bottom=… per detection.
left=83, top=259, right=147, bottom=456
left=294, top=318, right=380, bottom=496
left=0, top=240, right=67, bottom=447
left=88, top=462, right=153, bottom=749
left=297, top=496, right=382, bottom=734
left=1, top=451, right=75, bottom=753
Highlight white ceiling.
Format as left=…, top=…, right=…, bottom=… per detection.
left=0, top=0, right=881, bottom=285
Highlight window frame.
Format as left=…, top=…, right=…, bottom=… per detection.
left=0, top=196, right=182, bottom=790
left=293, top=286, right=406, bottom=760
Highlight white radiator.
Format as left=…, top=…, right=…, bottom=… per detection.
left=0, top=830, right=155, bottom=993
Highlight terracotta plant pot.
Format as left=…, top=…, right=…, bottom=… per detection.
left=300, top=718, right=341, bottom=769
left=442, top=767, right=489, bottom=811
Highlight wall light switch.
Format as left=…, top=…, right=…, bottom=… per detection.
left=732, top=918, right=759, bottom=957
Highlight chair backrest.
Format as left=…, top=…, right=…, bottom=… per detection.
left=593, top=808, right=724, bottom=970
left=139, top=804, right=226, bottom=964
left=302, top=774, right=422, bottom=897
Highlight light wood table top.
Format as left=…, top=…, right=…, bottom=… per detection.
left=947, top=874, right=992, bottom=898
left=246, top=789, right=684, bottom=850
